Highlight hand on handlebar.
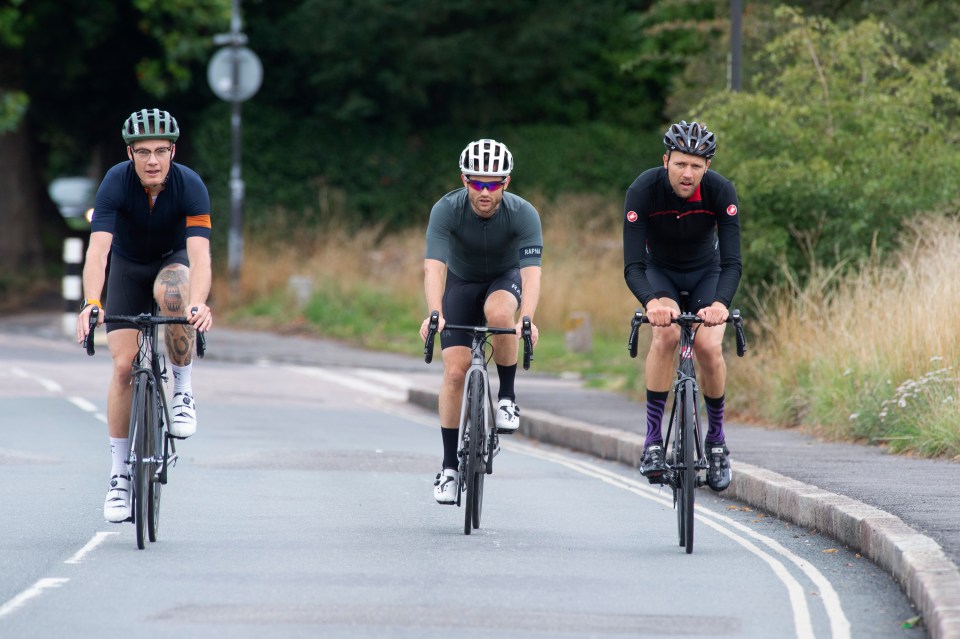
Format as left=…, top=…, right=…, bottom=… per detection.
left=188, top=303, right=213, bottom=333
left=644, top=300, right=678, bottom=327
left=76, top=305, right=102, bottom=344
left=515, top=317, right=538, bottom=347
left=697, top=302, right=729, bottom=327
left=420, top=313, right=445, bottom=341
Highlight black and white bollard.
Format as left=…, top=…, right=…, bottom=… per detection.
left=62, top=238, right=84, bottom=337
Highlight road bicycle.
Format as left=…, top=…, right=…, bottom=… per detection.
left=628, top=295, right=745, bottom=553
left=423, top=310, right=534, bottom=535
left=83, top=305, right=205, bottom=549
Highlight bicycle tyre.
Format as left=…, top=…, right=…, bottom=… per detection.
left=671, top=402, right=685, bottom=548
left=680, top=380, right=697, bottom=554
left=463, top=370, right=484, bottom=535
left=471, top=374, right=487, bottom=530
left=147, top=384, right=162, bottom=543
left=131, top=375, right=150, bottom=550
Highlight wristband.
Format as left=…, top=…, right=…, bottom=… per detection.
left=81, top=299, right=102, bottom=312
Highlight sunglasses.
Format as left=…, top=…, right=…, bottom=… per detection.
left=466, top=178, right=507, bottom=192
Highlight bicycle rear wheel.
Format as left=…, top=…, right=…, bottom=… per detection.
left=147, top=387, right=162, bottom=543
left=679, top=380, right=697, bottom=554
left=463, top=370, right=484, bottom=535
left=131, top=375, right=151, bottom=549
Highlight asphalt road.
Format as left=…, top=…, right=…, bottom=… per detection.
left=0, top=329, right=921, bottom=638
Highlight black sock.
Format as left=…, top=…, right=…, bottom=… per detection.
left=497, top=363, right=517, bottom=401
left=441, top=427, right=459, bottom=469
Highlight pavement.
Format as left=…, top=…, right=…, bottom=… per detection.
left=6, top=312, right=960, bottom=638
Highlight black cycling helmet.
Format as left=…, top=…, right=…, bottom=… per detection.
left=122, top=108, right=180, bottom=145
left=663, top=120, right=716, bottom=159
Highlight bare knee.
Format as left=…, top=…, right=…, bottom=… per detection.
left=154, top=266, right=190, bottom=315
left=650, top=327, right=679, bottom=355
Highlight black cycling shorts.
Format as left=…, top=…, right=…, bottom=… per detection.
left=105, top=249, right=189, bottom=333
left=440, top=268, right=522, bottom=349
left=644, top=263, right=721, bottom=313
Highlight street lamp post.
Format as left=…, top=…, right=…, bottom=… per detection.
left=730, top=0, right=743, bottom=92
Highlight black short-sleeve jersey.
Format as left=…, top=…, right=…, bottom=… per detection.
left=91, top=161, right=212, bottom=264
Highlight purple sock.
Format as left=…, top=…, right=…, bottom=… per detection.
left=704, top=394, right=725, bottom=444
left=645, top=390, right=668, bottom=447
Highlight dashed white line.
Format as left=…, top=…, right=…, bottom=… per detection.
left=67, top=396, right=97, bottom=413
left=0, top=578, right=70, bottom=619
left=64, top=532, right=119, bottom=565
left=10, top=367, right=62, bottom=393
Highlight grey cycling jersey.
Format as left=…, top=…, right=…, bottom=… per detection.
left=425, top=189, right=543, bottom=282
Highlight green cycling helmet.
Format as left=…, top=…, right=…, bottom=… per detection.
left=122, top=108, right=180, bottom=145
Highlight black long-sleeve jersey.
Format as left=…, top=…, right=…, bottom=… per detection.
left=623, top=167, right=742, bottom=308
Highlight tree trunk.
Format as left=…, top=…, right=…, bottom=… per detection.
left=0, top=125, right=45, bottom=271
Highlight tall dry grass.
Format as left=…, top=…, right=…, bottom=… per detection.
left=731, top=215, right=960, bottom=457
left=214, top=196, right=960, bottom=457
left=215, top=192, right=638, bottom=337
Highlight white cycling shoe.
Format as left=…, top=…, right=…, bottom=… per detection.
left=495, top=399, right=520, bottom=434
left=169, top=392, right=197, bottom=439
left=433, top=468, right=459, bottom=505
left=103, top=474, right=131, bottom=523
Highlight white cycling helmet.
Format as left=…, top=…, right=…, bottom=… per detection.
left=459, top=139, right=513, bottom=177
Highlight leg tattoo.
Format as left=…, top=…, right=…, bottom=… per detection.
left=159, top=269, right=186, bottom=313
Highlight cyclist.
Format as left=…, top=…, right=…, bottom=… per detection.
left=419, top=139, right=543, bottom=504
left=76, top=108, right=214, bottom=522
left=623, top=120, right=742, bottom=492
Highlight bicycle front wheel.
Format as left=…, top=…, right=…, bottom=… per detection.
left=147, top=387, right=162, bottom=543
left=679, top=380, right=697, bottom=554
left=130, top=375, right=151, bottom=550
left=463, top=370, right=485, bottom=535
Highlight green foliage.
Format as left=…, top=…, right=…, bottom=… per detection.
left=0, top=90, right=28, bottom=134
left=698, top=8, right=960, bottom=287
left=131, top=0, right=231, bottom=97
left=187, top=0, right=657, bottom=230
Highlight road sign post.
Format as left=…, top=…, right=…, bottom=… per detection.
left=208, top=0, right=262, bottom=298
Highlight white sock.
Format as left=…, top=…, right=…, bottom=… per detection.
left=172, top=364, right=192, bottom=394
left=109, top=437, right=129, bottom=477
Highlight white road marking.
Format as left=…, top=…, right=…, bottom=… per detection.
left=64, top=532, right=119, bottom=565
left=284, top=365, right=407, bottom=402
left=512, top=442, right=851, bottom=639
left=10, top=367, right=62, bottom=393
left=0, top=578, right=70, bottom=619
left=67, top=396, right=107, bottom=423
left=67, top=396, right=97, bottom=413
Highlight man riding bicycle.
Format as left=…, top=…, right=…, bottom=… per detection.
left=623, top=120, right=742, bottom=492
left=419, top=139, right=543, bottom=504
left=76, top=108, right=214, bottom=522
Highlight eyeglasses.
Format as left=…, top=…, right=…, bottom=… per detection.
left=131, top=146, right=172, bottom=161
left=466, top=178, right=506, bottom=192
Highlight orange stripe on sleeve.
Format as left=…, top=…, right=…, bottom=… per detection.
left=186, top=214, right=212, bottom=229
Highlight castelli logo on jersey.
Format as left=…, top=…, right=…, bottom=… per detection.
left=627, top=210, right=638, bottom=223
left=726, top=204, right=738, bottom=216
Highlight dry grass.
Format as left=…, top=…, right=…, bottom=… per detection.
left=733, top=215, right=960, bottom=456
left=214, top=192, right=638, bottom=337
left=213, top=196, right=960, bottom=458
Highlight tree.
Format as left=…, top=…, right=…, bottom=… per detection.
left=0, top=0, right=229, bottom=281
left=697, top=8, right=960, bottom=288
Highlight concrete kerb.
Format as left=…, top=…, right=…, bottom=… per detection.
left=405, top=385, right=960, bottom=639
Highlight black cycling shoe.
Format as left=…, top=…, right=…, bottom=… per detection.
left=705, top=441, right=732, bottom=491
left=640, top=443, right=669, bottom=484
